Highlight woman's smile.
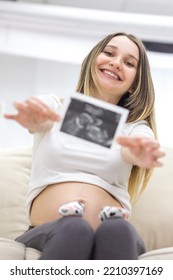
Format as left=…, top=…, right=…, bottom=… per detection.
left=100, top=68, right=122, bottom=81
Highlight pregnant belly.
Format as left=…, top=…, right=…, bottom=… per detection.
left=30, top=182, right=123, bottom=229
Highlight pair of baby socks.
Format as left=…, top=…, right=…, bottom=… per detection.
left=58, top=201, right=128, bottom=221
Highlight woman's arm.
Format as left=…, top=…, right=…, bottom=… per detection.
left=117, top=135, right=165, bottom=169
left=4, top=96, right=61, bottom=133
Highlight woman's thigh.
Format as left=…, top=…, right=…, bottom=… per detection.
left=16, top=220, right=58, bottom=251
left=16, top=217, right=95, bottom=257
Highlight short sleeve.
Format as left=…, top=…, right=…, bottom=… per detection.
left=31, top=94, right=62, bottom=146
left=36, top=94, right=62, bottom=112
left=123, top=121, right=154, bottom=138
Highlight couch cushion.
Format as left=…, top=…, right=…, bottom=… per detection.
left=0, top=238, right=41, bottom=260
left=139, top=247, right=173, bottom=260
left=0, top=146, right=31, bottom=240
left=130, top=146, right=173, bottom=252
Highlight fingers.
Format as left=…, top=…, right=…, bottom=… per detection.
left=26, top=97, right=60, bottom=122
left=117, top=136, right=161, bottom=155
left=4, top=114, right=17, bottom=120
left=116, top=135, right=142, bottom=151
left=117, top=135, right=165, bottom=168
left=117, top=135, right=159, bottom=149
left=4, top=101, right=27, bottom=120
left=150, top=148, right=166, bottom=167
left=4, top=97, right=61, bottom=123
left=152, top=148, right=165, bottom=159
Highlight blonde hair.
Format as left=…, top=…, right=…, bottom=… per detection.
left=76, top=32, right=157, bottom=205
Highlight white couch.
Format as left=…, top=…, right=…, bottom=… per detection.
left=0, top=145, right=173, bottom=259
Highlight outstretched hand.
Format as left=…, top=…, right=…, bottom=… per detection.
left=117, top=135, right=165, bottom=169
left=4, top=96, right=61, bottom=131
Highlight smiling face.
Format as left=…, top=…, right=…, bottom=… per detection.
left=94, top=35, right=139, bottom=104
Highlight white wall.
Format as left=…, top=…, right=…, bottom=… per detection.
left=0, top=54, right=36, bottom=147
left=0, top=53, right=80, bottom=147
left=152, top=67, right=173, bottom=148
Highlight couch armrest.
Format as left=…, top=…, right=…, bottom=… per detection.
left=0, top=238, right=41, bottom=260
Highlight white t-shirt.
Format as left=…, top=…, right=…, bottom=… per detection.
left=25, top=94, right=154, bottom=218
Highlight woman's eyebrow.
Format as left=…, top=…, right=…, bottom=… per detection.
left=106, top=44, right=139, bottom=62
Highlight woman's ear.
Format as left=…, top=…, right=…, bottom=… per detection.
left=129, top=87, right=135, bottom=94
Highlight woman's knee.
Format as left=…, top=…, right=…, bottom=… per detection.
left=52, top=217, right=94, bottom=241
left=96, top=218, right=144, bottom=247
left=43, top=217, right=94, bottom=259
left=94, top=218, right=145, bottom=259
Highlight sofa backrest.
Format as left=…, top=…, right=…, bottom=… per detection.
left=130, top=146, right=173, bottom=251
left=0, top=146, right=31, bottom=240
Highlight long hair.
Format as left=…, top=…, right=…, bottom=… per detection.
left=76, top=32, right=157, bottom=205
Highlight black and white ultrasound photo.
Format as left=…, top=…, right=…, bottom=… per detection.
left=60, top=95, right=128, bottom=148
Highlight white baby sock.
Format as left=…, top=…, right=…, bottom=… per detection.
left=99, top=206, right=128, bottom=222
left=58, top=201, right=85, bottom=217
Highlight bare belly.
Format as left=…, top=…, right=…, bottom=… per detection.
left=30, top=182, right=123, bottom=229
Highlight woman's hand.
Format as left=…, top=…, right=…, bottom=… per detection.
left=117, top=135, right=165, bottom=168
left=4, top=96, right=61, bottom=132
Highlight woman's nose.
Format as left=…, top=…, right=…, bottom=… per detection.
left=109, top=57, right=121, bottom=70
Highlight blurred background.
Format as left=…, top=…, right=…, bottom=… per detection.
left=0, top=0, right=173, bottom=147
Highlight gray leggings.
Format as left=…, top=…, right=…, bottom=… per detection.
left=16, top=217, right=145, bottom=260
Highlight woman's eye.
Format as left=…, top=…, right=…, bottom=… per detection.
left=125, top=61, right=134, bottom=67
left=103, top=51, right=113, bottom=57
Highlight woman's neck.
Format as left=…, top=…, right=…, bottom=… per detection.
left=92, top=91, right=120, bottom=105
